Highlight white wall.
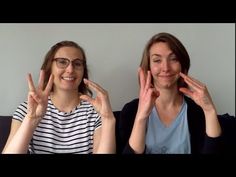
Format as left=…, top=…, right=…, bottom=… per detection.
left=0, top=23, right=235, bottom=116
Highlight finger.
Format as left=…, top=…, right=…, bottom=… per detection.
left=80, top=94, right=94, bottom=104
left=138, top=67, right=146, bottom=92
left=29, top=92, right=43, bottom=104
left=184, top=73, right=205, bottom=87
left=179, top=72, right=202, bottom=90
left=148, top=88, right=160, bottom=99
left=153, top=88, right=160, bottom=98
left=27, top=73, right=36, bottom=92
left=144, top=71, right=151, bottom=92
left=45, top=74, right=54, bottom=95
left=37, top=70, right=45, bottom=90
left=179, top=87, right=193, bottom=98
left=83, top=78, right=105, bottom=94
left=27, top=94, right=36, bottom=115
left=28, top=92, right=35, bottom=106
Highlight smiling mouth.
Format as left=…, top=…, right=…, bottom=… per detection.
left=62, top=77, right=76, bottom=81
left=159, top=75, right=173, bottom=77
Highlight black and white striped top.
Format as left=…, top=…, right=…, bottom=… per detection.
left=13, top=97, right=101, bottom=154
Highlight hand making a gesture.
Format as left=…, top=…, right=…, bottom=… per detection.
left=179, top=72, right=216, bottom=113
left=80, top=78, right=114, bottom=120
left=27, top=70, right=54, bottom=122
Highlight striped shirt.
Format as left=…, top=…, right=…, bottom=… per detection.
left=13, top=97, right=102, bottom=154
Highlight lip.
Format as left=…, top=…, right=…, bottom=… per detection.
left=158, top=75, right=173, bottom=77
left=61, top=76, right=77, bottom=81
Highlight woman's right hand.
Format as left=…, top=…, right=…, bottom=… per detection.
left=27, top=70, right=54, bottom=122
left=136, top=67, right=159, bottom=120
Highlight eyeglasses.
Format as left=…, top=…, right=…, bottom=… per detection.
left=53, top=58, right=84, bottom=70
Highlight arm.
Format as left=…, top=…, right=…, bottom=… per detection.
left=2, top=117, right=39, bottom=153
left=179, top=72, right=221, bottom=138
left=128, top=68, right=159, bottom=154
left=80, top=79, right=116, bottom=154
left=2, top=119, right=21, bottom=153
left=2, top=70, right=54, bottom=153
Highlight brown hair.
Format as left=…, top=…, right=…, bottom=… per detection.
left=41, top=40, right=92, bottom=96
left=140, top=32, right=190, bottom=88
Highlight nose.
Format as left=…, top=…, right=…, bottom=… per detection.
left=162, top=60, right=170, bottom=72
left=65, top=62, right=74, bottom=72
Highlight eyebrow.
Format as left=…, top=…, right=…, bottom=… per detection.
left=151, top=52, right=175, bottom=58
left=56, top=57, right=83, bottom=61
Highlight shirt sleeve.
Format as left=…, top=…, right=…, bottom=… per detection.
left=12, top=101, right=28, bottom=122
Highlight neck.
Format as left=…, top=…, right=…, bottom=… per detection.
left=155, top=87, right=183, bottom=109
left=50, top=89, right=80, bottom=112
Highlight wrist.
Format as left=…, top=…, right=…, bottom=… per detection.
left=203, top=108, right=217, bottom=118
left=25, top=114, right=41, bottom=127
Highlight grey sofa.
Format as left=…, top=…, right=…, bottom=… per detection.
left=0, top=116, right=12, bottom=153
left=1, top=113, right=235, bottom=154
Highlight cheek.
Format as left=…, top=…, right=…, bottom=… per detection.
left=52, top=70, right=63, bottom=79
left=174, top=63, right=182, bottom=72
left=51, top=65, right=61, bottom=75
left=76, top=70, right=84, bottom=81
left=150, top=65, right=160, bottom=75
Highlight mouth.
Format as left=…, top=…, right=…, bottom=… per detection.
left=159, top=75, right=173, bottom=78
left=61, top=76, right=76, bottom=81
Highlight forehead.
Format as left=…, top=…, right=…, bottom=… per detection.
left=150, top=42, right=172, bottom=55
left=54, top=46, right=83, bottom=59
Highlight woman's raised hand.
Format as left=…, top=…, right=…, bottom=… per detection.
left=179, top=72, right=216, bottom=113
left=27, top=70, right=54, bottom=121
left=136, top=67, right=160, bottom=119
left=80, top=78, right=114, bottom=119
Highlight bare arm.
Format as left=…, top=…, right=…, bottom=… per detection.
left=179, top=72, right=221, bottom=137
left=2, top=117, right=39, bottom=153
left=129, top=68, right=159, bottom=154
left=2, top=70, right=54, bottom=153
left=80, top=79, right=116, bottom=154
left=2, top=119, right=21, bottom=153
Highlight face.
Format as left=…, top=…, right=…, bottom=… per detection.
left=51, top=46, right=84, bottom=92
left=149, top=42, right=181, bottom=90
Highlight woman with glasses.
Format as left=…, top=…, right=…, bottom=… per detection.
left=118, top=33, right=223, bottom=154
left=3, top=41, right=116, bottom=154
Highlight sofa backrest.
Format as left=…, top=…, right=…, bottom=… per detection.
left=1, top=113, right=235, bottom=154
left=0, top=116, right=12, bottom=153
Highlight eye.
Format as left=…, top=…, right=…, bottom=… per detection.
left=57, top=58, right=68, bottom=65
left=153, top=58, right=161, bottom=63
left=73, top=59, right=83, bottom=67
left=169, top=54, right=178, bottom=62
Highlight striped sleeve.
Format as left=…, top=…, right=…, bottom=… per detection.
left=89, top=105, right=102, bottom=130
left=12, top=101, right=28, bottom=122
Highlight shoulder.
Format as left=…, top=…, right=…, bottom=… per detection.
left=121, top=98, right=139, bottom=112
left=79, top=100, right=100, bottom=116
left=120, top=98, right=139, bottom=122
left=184, top=96, right=205, bottom=122
left=218, top=113, right=236, bottom=132
left=80, top=100, right=94, bottom=109
left=12, top=101, right=28, bottom=121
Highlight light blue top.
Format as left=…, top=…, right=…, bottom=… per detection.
left=145, top=99, right=191, bottom=154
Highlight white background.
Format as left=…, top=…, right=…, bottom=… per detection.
left=0, top=23, right=235, bottom=116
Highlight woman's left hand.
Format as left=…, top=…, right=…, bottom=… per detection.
left=179, top=72, right=216, bottom=113
left=80, top=78, right=114, bottom=119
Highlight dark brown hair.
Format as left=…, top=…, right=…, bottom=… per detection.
left=140, top=32, right=190, bottom=88
left=41, top=40, right=92, bottom=96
